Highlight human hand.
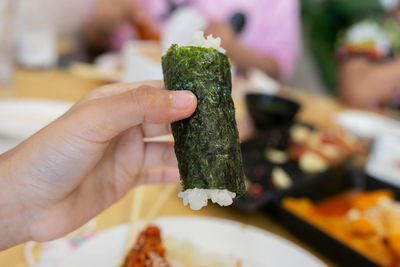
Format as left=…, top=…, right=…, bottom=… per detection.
left=0, top=81, right=196, bottom=249
left=94, top=0, right=157, bottom=31
left=205, top=21, right=279, bottom=78
left=204, top=21, right=237, bottom=51
left=94, top=0, right=130, bottom=25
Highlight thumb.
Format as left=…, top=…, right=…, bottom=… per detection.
left=64, top=85, right=197, bottom=142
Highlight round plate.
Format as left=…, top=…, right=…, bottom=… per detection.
left=0, top=99, right=73, bottom=140
left=334, top=110, right=400, bottom=139
left=59, top=216, right=326, bottom=267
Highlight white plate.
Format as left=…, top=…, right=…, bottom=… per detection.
left=334, top=110, right=400, bottom=139
left=366, top=134, right=400, bottom=186
left=59, top=216, right=326, bottom=267
left=0, top=135, right=20, bottom=154
left=0, top=99, right=73, bottom=140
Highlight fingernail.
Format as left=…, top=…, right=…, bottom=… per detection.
left=171, top=91, right=195, bottom=109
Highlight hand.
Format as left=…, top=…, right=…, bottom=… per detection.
left=204, top=21, right=279, bottom=78
left=94, top=0, right=157, bottom=30
left=204, top=21, right=237, bottom=51
left=94, top=0, right=130, bottom=24
left=0, top=81, right=196, bottom=249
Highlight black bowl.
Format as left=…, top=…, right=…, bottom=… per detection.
left=245, top=93, right=301, bottom=130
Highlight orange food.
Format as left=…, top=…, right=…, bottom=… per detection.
left=351, top=190, right=394, bottom=211
left=289, top=126, right=362, bottom=168
left=347, top=217, right=376, bottom=236
left=122, top=226, right=170, bottom=267
left=313, top=190, right=361, bottom=216
left=136, top=21, right=160, bottom=41
left=388, top=234, right=400, bottom=259
left=283, top=190, right=399, bottom=267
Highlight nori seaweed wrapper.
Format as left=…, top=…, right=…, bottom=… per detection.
left=162, top=44, right=245, bottom=196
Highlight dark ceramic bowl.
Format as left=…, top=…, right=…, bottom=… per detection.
left=245, top=93, right=301, bottom=130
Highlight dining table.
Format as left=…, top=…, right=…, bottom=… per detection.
left=0, top=67, right=348, bottom=267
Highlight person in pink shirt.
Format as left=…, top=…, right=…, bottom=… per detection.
left=145, top=0, right=300, bottom=79
left=85, top=0, right=300, bottom=80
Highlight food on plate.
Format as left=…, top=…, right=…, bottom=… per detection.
left=290, top=124, right=312, bottom=144
left=122, top=226, right=169, bottom=267
left=283, top=190, right=400, bottom=266
left=123, top=225, right=242, bottom=267
left=271, top=167, right=292, bottom=189
left=164, top=237, right=242, bottom=267
left=236, top=124, right=362, bottom=211
left=289, top=125, right=360, bottom=172
left=264, top=148, right=288, bottom=164
left=298, top=152, right=328, bottom=173
left=162, top=32, right=245, bottom=210
left=245, top=179, right=264, bottom=197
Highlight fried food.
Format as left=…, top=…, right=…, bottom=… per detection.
left=283, top=190, right=400, bottom=266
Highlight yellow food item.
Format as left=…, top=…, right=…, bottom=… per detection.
left=283, top=190, right=399, bottom=267
left=290, top=125, right=312, bottom=144
left=299, top=152, right=328, bottom=173
left=282, top=197, right=313, bottom=215
left=351, top=190, right=394, bottom=211
left=388, top=234, right=400, bottom=259
left=271, top=167, right=292, bottom=189
left=347, top=217, right=376, bottom=236
left=264, top=148, right=289, bottom=164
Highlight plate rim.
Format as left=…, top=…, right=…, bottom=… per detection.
left=59, top=215, right=326, bottom=267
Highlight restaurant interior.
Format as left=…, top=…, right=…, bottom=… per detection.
left=1, top=0, right=400, bottom=266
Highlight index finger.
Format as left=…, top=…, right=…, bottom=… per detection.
left=66, top=84, right=196, bottom=143
left=75, top=81, right=164, bottom=106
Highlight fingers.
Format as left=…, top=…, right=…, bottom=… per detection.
left=142, top=122, right=171, bottom=137
left=137, top=167, right=180, bottom=185
left=75, top=81, right=164, bottom=106
left=143, top=142, right=177, bottom=168
left=67, top=84, right=197, bottom=143
left=139, top=143, right=180, bottom=185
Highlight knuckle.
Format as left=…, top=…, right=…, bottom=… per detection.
left=76, top=99, right=101, bottom=118
left=132, top=86, right=156, bottom=104
left=130, top=86, right=168, bottom=122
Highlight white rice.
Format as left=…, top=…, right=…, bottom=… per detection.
left=177, top=32, right=234, bottom=211
left=178, top=189, right=236, bottom=210
left=165, top=236, right=240, bottom=267
left=189, top=31, right=226, bottom=54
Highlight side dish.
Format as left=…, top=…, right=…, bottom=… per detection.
left=283, top=190, right=400, bottom=266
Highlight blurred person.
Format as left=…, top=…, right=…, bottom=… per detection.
left=10, top=0, right=106, bottom=64
left=302, top=0, right=400, bottom=108
left=0, top=81, right=197, bottom=250
left=83, top=0, right=160, bottom=59
left=84, top=0, right=300, bottom=80
left=302, top=0, right=386, bottom=93
left=52, top=0, right=98, bottom=38
left=336, top=3, right=400, bottom=107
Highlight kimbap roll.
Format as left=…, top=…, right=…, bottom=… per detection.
left=162, top=32, right=245, bottom=210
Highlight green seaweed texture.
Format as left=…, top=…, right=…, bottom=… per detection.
left=162, top=44, right=245, bottom=196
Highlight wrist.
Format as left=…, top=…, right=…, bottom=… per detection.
left=0, top=151, right=32, bottom=250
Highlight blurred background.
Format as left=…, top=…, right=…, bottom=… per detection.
left=2, top=0, right=400, bottom=267
left=2, top=0, right=400, bottom=104
left=1, top=0, right=400, bottom=107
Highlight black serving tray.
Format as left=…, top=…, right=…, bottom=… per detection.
left=274, top=168, right=400, bottom=267
left=233, top=133, right=347, bottom=213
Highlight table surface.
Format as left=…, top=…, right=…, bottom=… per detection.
left=0, top=68, right=346, bottom=267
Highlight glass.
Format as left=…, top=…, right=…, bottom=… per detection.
left=15, top=0, right=57, bottom=68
